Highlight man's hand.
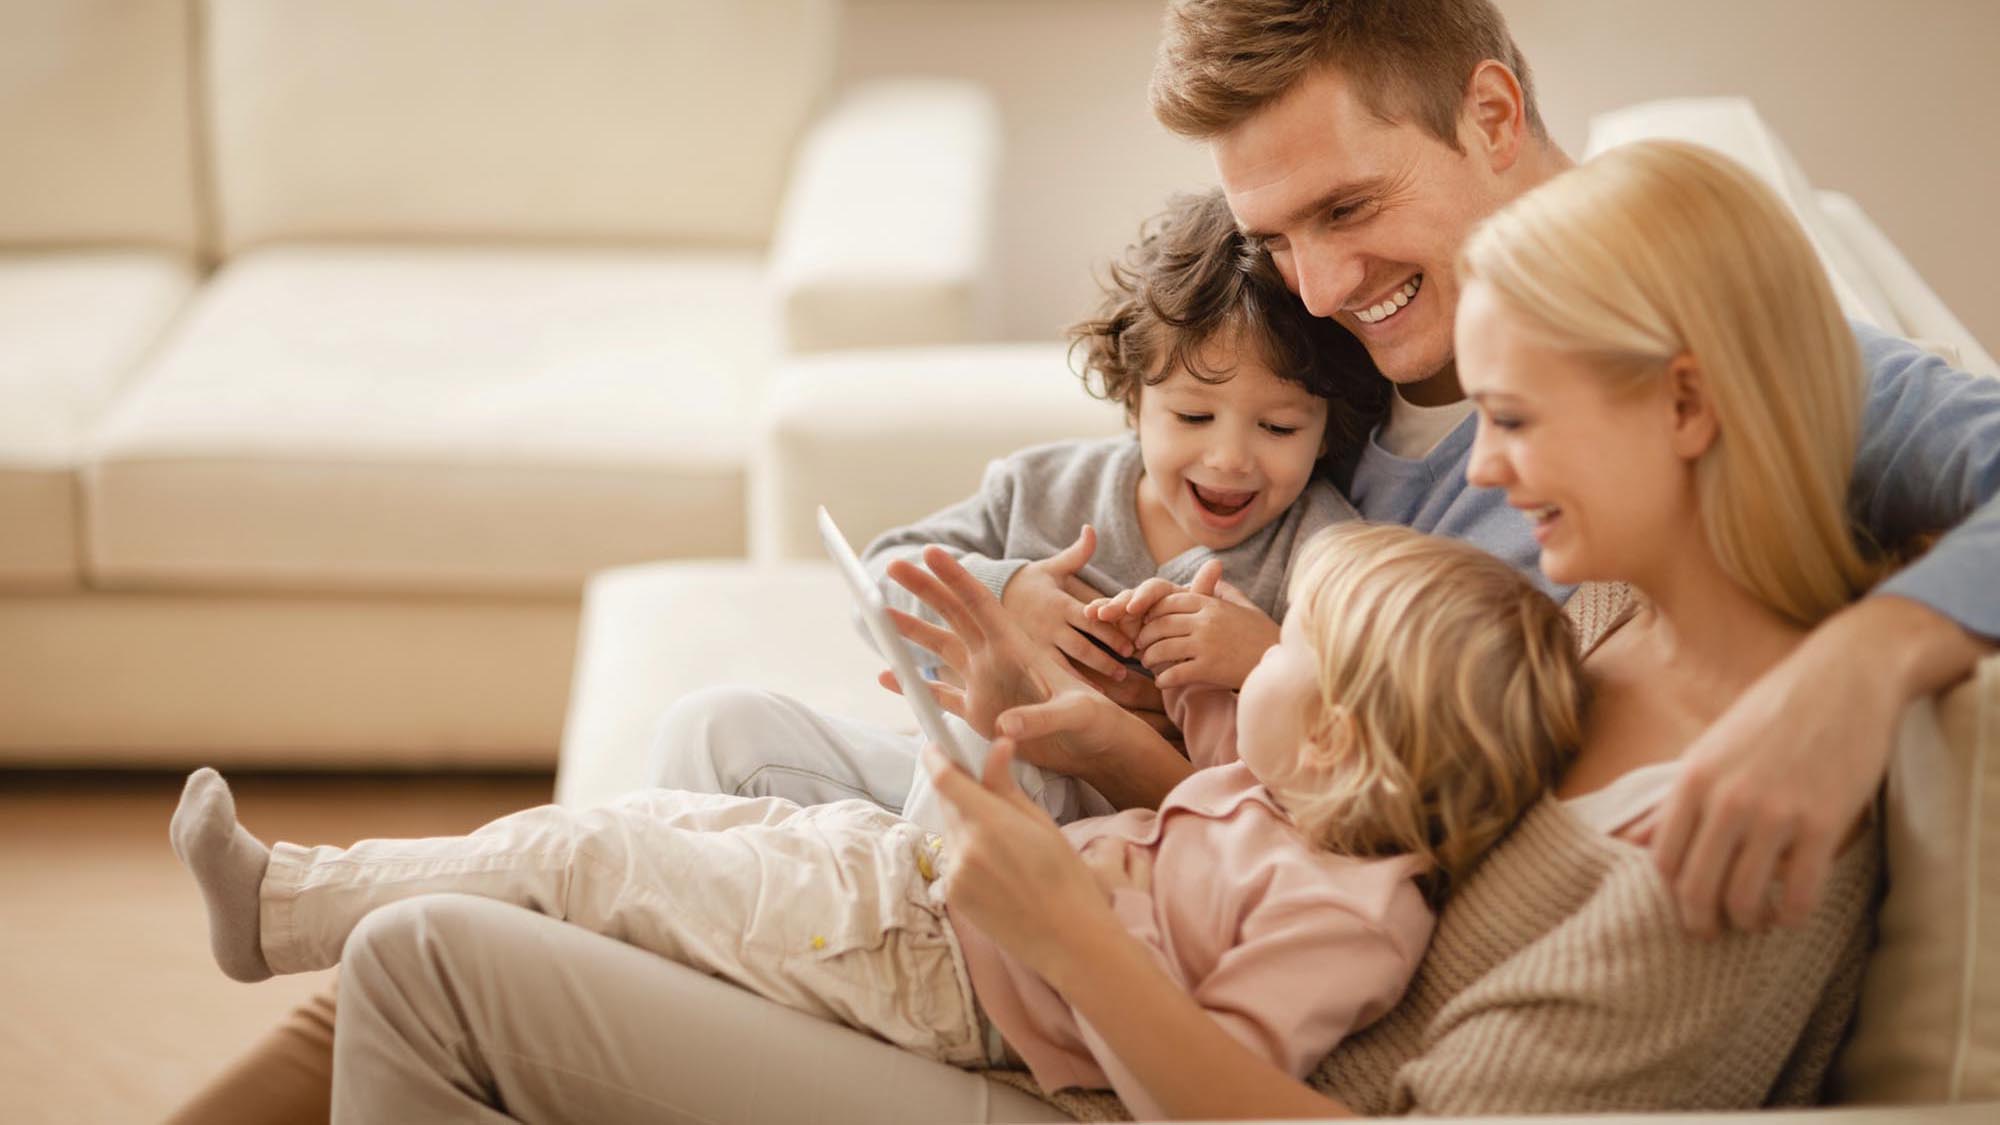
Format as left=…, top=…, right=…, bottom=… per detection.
left=1647, top=595, right=1993, bottom=937
left=998, top=525, right=1136, bottom=680
left=1091, top=561, right=1281, bottom=691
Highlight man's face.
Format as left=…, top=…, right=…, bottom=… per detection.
left=1213, top=67, right=1515, bottom=400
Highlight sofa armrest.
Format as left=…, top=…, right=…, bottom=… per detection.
left=1816, top=191, right=1998, bottom=377
left=1584, top=98, right=1900, bottom=332
left=749, top=344, right=1126, bottom=561
left=768, top=79, right=1001, bottom=353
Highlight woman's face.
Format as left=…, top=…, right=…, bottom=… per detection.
left=1454, top=280, right=1700, bottom=587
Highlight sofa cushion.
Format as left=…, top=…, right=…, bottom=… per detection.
left=0, top=1, right=200, bottom=251
left=0, top=253, right=195, bottom=588
left=752, top=344, right=1126, bottom=561
left=204, top=0, right=836, bottom=253
left=86, top=247, right=771, bottom=594
left=1840, top=655, right=2000, bottom=1102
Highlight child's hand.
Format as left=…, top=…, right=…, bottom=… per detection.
left=999, top=525, right=1137, bottom=681
left=1077, top=836, right=1154, bottom=899
left=882, top=546, right=1112, bottom=753
left=881, top=547, right=1187, bottom=791
left=1130, top=560, right=1281, bottom=690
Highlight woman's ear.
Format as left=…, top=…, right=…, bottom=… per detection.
left=1665, top=353, right=1719, bottom=461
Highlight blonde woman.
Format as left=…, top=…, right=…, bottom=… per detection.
left=899, top=140, right=1971, bottom=1119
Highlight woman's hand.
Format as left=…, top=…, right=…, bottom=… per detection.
left=882, top=547, right=1096, bottom=741
left=922, top=740, right=1130, bottom=979
left=995, top=525, right=1136, bottom=680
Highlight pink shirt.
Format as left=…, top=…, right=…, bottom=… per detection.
left=951, top=689, right=1434, bottom=1119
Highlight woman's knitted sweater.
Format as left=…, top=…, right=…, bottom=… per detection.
left=1004, top=793, right=1880, bottom=1120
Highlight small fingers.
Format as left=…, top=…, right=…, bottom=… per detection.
left=1124, top=578, right=1183, bottom=618
left=1141, top=592, right=1212, bottom=620
left=1190, top=559, right=1224, bottom=598
left=1152, top=660, right=1201, bottom=690
left=1132, top=614, right=1196, bottom=652
left=1139, top=637, right=1198, bottom=670
left=1065, top=602, right=1133, bottom=657
left=1047, top=524, right=1099, bottom=576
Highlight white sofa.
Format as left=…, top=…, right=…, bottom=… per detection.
left=0, top=0, right=999, bottom=767
left=554, top=100, right=2000, bottom=1120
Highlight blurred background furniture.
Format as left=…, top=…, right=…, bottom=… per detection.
left=0, top=0, right=999, bottom=767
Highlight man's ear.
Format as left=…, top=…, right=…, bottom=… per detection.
left=1665, top=353, right=1719, bottom=460
left=1462, top=60, right=1526, bottom=174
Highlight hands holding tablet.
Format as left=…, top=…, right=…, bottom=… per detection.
left=880, top=545, right=1193, bottom=807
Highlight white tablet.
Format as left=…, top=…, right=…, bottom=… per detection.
left=817, top=507, right=981, bottom=775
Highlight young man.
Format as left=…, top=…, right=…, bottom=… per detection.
left=174, top=4, right=1999, bottom=1120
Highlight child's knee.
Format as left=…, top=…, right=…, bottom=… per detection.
left=647, top=685, right=792, bottom=792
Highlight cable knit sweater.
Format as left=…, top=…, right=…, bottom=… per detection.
left=998, top=798, right=1878, bottom=1120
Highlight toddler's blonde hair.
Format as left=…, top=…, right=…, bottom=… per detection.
left=1282, top=523, right=1584, bottom=902
left=1459, top=140, right=1878, bottom=626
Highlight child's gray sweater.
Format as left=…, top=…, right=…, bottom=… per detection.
left=861, top=435, right=1357, bottom=626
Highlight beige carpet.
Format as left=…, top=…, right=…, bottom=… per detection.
left=0, top=769, right=553, bottom=1124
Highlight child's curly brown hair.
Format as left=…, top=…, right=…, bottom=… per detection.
left=1068, top=189, right=1386, bottom=457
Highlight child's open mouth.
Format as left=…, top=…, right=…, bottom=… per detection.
left=1188, top=480, right=1257, bottom=527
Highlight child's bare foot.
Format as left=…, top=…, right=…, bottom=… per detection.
left=170, top=768, right=273, bottom=982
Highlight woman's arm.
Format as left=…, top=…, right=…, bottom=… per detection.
left=924, top=743, right=1352, bottom=1120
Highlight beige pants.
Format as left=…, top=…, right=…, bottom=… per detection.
left=262, top=789, right=990, bottom=1070
left=330, top=894, right=1059, bottom=1124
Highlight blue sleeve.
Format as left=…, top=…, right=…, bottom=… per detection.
left=1850, top=323, right=2000, bottom=640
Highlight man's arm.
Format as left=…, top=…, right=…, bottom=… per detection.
left=1851, top=324, right=2000, bottom=637
left=1653, top=326, right=2000, bottom=934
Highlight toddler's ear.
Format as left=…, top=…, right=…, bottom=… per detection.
left=1303, top=704, right=1358, bottom=769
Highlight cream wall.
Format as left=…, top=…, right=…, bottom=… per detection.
left=838, top=0, right=2000, bottom=349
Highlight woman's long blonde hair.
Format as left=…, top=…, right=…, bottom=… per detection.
left=1459, top=140, right=1876, bottom=626
left=1283, top=523, right=1584, bottom=902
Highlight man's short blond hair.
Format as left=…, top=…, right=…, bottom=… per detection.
left=1281, top=523, right=1584, bottom=902
left=1150, top=0, right=1546, bottom=149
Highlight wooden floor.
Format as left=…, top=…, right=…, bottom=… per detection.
left=0, top=768, right=554, bottom=1125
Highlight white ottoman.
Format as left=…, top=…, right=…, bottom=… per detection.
left=555, top=560, right=916, bottom=810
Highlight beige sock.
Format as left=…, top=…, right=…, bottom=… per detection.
left=170, top=768, right=274, bottom=982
